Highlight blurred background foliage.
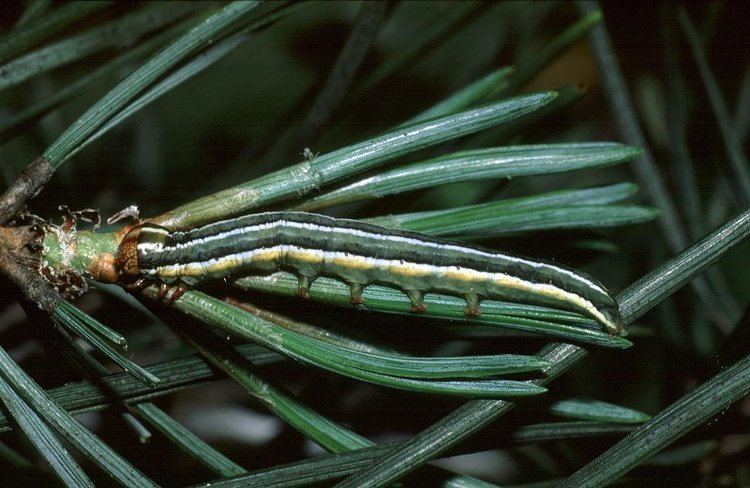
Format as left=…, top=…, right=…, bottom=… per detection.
left=0, top=1, right=749, bottom=486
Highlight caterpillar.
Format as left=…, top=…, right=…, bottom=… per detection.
left=117, top=212, right=623, bottom=335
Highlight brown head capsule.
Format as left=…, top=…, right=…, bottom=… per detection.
left=117, top=225, right=142, bottom=279
left=90, top=252, right=119, bottom=283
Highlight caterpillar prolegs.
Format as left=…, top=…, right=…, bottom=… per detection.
left=117, top=212, right=623, bottom=335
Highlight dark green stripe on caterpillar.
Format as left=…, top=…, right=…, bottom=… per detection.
left=117, top=212, right=623, bottom=334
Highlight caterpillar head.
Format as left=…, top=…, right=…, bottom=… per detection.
left=117, top=225, right=143, bottom=279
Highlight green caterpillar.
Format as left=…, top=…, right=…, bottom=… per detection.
left=117, top=212, right=623, bottom=334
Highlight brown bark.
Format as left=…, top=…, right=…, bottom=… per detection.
left=0, top=156, right=54, bottom=225
left=0, top=225, right=62, bottom=313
